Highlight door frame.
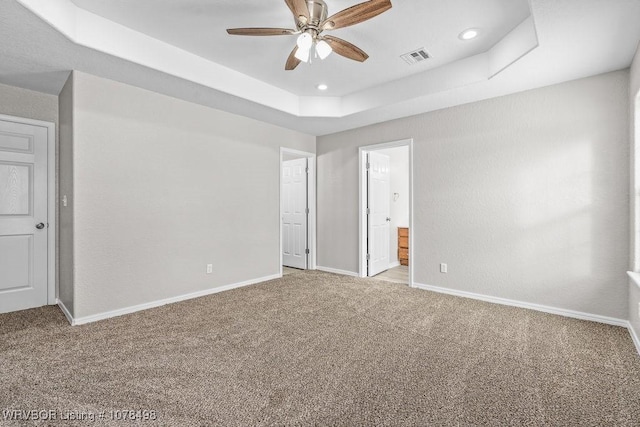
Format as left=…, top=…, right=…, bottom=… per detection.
left=359, top=139, right=414, bottom=286
left=0, top=113, right=56, bottom=305
left=279, top=148, right=316, bottom=276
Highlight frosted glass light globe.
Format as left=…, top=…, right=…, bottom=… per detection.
left=316, top=40, right=333, bottom=60
left=297, top=32, right=313, bottom=50
left=295, top=47, right=310, bottom=62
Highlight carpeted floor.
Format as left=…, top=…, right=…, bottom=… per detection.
left=1, top=270, right=639, bottom=426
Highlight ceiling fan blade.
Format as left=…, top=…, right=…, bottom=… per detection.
left=226, top=28, right=296, bottom=36
left=323, top=35, right=369, bottom=62
left=284, top=0, right=310, bottom=24
left=321, top=0, right=392, bottom=31
left=285, top=46, right=302, bottom=70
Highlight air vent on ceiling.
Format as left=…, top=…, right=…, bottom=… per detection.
left=400, top=48, right=431, bottom=65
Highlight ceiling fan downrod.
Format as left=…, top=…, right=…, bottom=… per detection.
left=298, top=0, right=329, bottom=29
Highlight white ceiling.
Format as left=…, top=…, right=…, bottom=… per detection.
left=69, top=0, right=531, bottom=97
left=1, top=0, right=639, bottom=136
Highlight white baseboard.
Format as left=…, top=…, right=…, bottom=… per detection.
left=60, top=274, right=281, bottom=326
left=413, top=282, right=627, bottom=327
left=54, top=273, right=640, bottom=356
left=56, top=299, right=74, bottom=325
left=316, top=266, right=360, bottom=277
left=388, top=261, right=401, bottom=269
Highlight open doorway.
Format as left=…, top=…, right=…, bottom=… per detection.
left=359, top=139, right=413, bottom=286
left=280, top=148, right=316, bottom=277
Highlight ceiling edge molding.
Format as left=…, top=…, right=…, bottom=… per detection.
left=16, top=0, right=300, bottom=115
left=489, top=16, right=539, bottom=78
left=16, top=0, right=538, bottom=119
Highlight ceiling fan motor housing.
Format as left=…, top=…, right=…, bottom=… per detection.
left=305, top=0, right=328, bottom=27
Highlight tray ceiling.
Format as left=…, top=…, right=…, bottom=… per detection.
left=1, top=0, right=640, bottom=135
left=70, top=0, right=531, bottom=97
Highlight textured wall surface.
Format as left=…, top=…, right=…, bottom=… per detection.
left=58, top=74, right=74, bottom=316
left=318, top=71, right=630, bottom=319
left=630, top=281, right=640, bottom=344
left=71, top=72, right=315, bottom=318
left=630, top=45, right=640, bottom=340
left=0, top=82, right=58, bottom=124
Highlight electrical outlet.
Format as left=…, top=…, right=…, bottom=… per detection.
left=206, top=264, right=213, bottom=274
left=440, top=263, right=447, bottom=273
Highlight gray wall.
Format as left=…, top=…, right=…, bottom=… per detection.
left=58, top=74, right=74, bottom=316
left=283, top=152, right=309, bottom=161
left=630, top=281, right=640, bottom=342
left=0, top=82, right=58, bottom=124
left=70, top=71, right=315, bottom=318
left=629, top=45, right=640, bottom=338
left=317, top=71, right=630, bottom=320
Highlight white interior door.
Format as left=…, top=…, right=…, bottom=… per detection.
left=367, top=152, right=390, bottom=276
left=282, top=158, right=308, bottom=269
left=0, top=119, right=49, bottom=313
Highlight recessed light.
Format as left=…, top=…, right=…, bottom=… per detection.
left=316, top=84, right=328, bottom=91
left=459, top=28, right=479, bottom=40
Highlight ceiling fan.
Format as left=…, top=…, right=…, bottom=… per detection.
left=226, top=0, right=393, bottom=70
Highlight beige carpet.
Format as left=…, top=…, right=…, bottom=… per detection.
left=1, top=270, right=639, bottom=426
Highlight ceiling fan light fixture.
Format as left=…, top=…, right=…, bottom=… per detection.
left=295, top=47, right=310, bottom=63
left=316, top=40, right=333, bottom=60
left=297, top=32, right=313, bottom=50
left=226, top=0, right=393, bottom=70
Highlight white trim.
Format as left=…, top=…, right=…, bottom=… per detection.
left=0, top=114, right=56, bottom=306
left=359, top=139, right=414, bottom=288
left=61, top=274, right=280, bottom=326
left=316, top=266, right=360, bottom=277
left=56, top=299, right=74, bottom=325
left=628, top=321, right=640, bottom=356
left=280, top=148, right=317, bottom=275
left=627, top=271, right=640, bottom=290
left=408, top=141, right=414, bottom=289
left=413, top=282, right=628, bottom=327
left=47, top=122, right=56, bottom=305
left=15, top=0, right=539, bottom=121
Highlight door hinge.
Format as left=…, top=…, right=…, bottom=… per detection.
left=366, top=208, right=370, bottom=215
left=305, top=249, right=310, bottom=254
left=366, top=254, right=370, bottom=261
left=366, top=162, right=370, bottom=170
left=305, top=208, right=309, bottom=214
left=305, top=167, right=309, bottom=173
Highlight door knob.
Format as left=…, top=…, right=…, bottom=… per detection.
left=386, top=217, right=391, bottom=222
left=36, top=223, right=45, bottom=230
